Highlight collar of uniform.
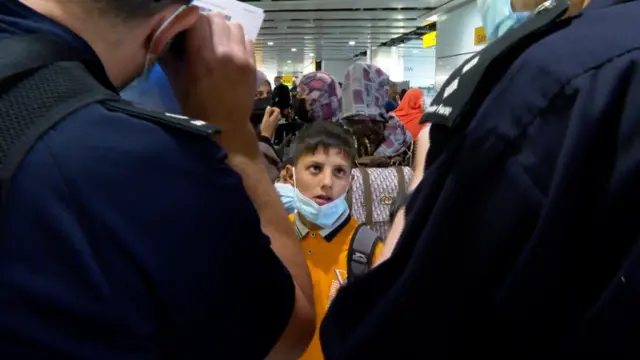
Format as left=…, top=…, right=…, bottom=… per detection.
left=294, top=210, right=351, bottom=242
left=0, top=1, right=118, bottom=94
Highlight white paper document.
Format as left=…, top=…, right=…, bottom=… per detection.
left=192, top=0, right=265, bottom=40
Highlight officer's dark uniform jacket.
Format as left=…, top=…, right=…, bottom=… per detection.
left=321, top=0, right=640, bottom=358
left=0, top=2, right=294, bottom=358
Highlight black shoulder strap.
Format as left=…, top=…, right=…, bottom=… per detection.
left=0, top=61, right=119, bottom=201
left=0, top=35, right=220, bottom=203
left=421, top=0, right=572, bottom=164
left=0, top=34, right=81, bottom=87
left=347, top=224, right=382, bottom=280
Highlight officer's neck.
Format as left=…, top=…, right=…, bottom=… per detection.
left=20, top=0, right=148, bottom=88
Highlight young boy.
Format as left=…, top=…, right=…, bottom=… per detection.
left=277, top=121, right=383, bottom=360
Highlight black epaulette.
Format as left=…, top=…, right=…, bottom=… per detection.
left=102, top=100, right=220, bottom=137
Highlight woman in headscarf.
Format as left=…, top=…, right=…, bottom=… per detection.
left=295, top=71, right=343, bottom=123
left=341, top=63, right=412, bottom=159
left=256, top=70, right=267, bottom=88
left=256, top=71, right=272, bottom=100
left=392, top=88, right=426, bottom=140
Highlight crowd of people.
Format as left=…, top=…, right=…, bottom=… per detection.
left=1, top=0, right=640, bottom=358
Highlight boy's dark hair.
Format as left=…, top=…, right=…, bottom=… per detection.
left=292, top=121, right=356, bottom=165
left=96, top=0, right=189, bottom=20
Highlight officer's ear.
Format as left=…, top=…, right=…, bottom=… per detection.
left=147, top=5, right=200, bottom=58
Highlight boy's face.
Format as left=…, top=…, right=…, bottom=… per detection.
left=289, top=147, right=352, bottom=206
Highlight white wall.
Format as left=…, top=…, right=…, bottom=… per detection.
left=435, top=0, right=485, bottom=88
left=303, top=60, right=315, bottom=75
left=262, top=68, right=278, bottom=85
left=322, top=60, right=352, bottom=80
left=372, top=47, right=403, bottom=82
left=401, top=47, right=436, bottom=88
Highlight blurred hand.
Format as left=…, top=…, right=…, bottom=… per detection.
left=162, top=11, right=259, bottom=159
left=260, top=106, right=280, bottom=139
left=409, top=124, right=431, bottom=189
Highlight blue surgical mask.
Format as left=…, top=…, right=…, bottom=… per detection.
left=293, top=169, right=349, bottom=229
left=120, top=65, right=182, bottom=113
left=121, top=5, right=188, bottom=101
left=478, top=0, right=532, bottom=42
left=275, top=183, right=297, bottom=214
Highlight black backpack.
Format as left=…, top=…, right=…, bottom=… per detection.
left=0, top=34, right=219, bottom=209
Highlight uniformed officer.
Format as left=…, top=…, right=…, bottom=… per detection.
left=0, top=1, right=314, bottom=359
left=321, top=0, right=640, bottom=358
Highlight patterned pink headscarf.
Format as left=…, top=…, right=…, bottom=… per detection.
left=298, top=71, right=343, bottom=123
left=341, top=62, right=390, bottom=121
left=342, top=63, right=412, bottom=157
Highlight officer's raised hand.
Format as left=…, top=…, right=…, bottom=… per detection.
left=164, top=11, right=259, bottom=159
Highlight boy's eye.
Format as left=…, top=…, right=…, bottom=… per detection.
left=309, top=165, right=322, bottom=174
left=334, top=168, right=347, bottom=177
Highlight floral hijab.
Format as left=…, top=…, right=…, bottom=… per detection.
left=341, top=63, right=412, bottom=157
left=297, top=71, right=343, bottom=123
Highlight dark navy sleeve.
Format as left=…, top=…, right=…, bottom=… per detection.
left=0, top=104, right=294, bottom=359
left=321, top=49, right=640, bottom=357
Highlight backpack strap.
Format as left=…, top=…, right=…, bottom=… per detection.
left=394, top=166, right=407, bottom=198
left=0, top=34, right=81, bottom=86
left=358, top=168, right=374, bottom=227
left=347, top=224, right=382, bottom=280
left=0, top=62, right=120, bottom=202
left=0, top=35, right=220, bottom=203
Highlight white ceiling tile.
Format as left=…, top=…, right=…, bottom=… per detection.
left=246, top=0, right=449, bottom=73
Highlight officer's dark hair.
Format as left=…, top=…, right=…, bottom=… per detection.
left=292, top=121, right=356, bottom=166
left=96, top=0, right=190, bottom=19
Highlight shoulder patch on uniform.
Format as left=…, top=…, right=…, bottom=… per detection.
left=102, top=100, right=220, bottom=137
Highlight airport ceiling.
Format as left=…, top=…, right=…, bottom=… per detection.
left=246, top=0, right=448, bottom=72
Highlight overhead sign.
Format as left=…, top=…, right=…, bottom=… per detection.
left=422, top=31, right=437, bottom=48
left=474, top=26, right=487, bottom=46
left=282, top=75, right=294, bottom=86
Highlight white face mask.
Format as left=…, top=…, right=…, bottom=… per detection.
left=275, top=182, right=296, bottom=214
left=477, top=0, right=532, bottom=42
left=142, top=5, right=189, bottom=80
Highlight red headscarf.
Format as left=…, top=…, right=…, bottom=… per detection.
left=392, top=88, right=425, bottom=140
